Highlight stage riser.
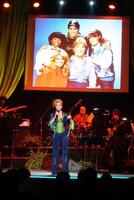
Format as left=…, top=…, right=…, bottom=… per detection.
left=1, top=159, right=27, bottom=169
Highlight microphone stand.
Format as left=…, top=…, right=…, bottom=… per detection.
left=34, top=104, right=52, bottom=146
left=68, top=99, right=82, bottom=114
left=92, top=108, right=100, bottom=170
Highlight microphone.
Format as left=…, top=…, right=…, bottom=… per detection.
left=55, top=110, right=61, bottom=117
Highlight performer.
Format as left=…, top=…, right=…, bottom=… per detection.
left=70, top=106, right=94, bottom=146
left=0, top=96, right=11, bottom=147
left=100, top=109, right=128, bottom=172
left=48, top=99, right=74, bottom=175
left=73, top=106, right=93, bottom=131
left=0, top=96, right=8, bottom=117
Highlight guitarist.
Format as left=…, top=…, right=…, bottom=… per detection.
left=100, top=109, right=128, bottom=172
left=0, top=96, right=12, bottom=148
left=0, top=96, right=8, bottom=118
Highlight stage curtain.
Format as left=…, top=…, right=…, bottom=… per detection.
left=130, top=18, right=134, bottom=73
left=0, top=0, right=30, bottom=98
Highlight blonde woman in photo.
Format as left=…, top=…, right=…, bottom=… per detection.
left=67, top=37, right=96, bottom=88
left=34, top=50, right=70, bottom=87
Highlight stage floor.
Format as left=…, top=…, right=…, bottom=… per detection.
left=30, top=169, right=134, bottom=180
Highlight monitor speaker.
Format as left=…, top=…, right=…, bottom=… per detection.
left=68, top=159, right=82, bottom=172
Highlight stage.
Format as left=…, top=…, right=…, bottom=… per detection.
left=29, top=169, right=134, bottom=180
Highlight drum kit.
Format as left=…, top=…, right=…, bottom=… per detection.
left=69, top=125, right=95, bottom=147
left=69, top=109, right=107, bottom=147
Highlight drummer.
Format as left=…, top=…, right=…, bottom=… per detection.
left=73, top=106, right=93, bottom=132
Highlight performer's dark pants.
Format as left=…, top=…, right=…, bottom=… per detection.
left=101, top=135, right=126, bottom=171
left=0, top=118, right=12, bottom=147
left=52, top=132, right=69, bottom=174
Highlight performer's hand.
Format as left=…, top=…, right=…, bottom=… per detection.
left=55, top=111, right=62, bottom=119
left=67, top=114, right=72, bottom=119
left=113, top=126, right=117, bottom=131
left=55, top=111, right=59, bottom=117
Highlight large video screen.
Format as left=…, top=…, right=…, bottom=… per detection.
left=25, top=15, right=130, bottom=92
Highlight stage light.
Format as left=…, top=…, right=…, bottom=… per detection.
left=122, top=117, right=127, bottom=121
left=108, top=3, right=116, bottom=10
left=3, top=2, right=10, bottom=8
left=33, top=1, right=40, bottom=8
left=93, top=107, right=99, bottom=111
left=59, top=0, right=65, bottom=6
left=89, top=1, right=95, bottom=6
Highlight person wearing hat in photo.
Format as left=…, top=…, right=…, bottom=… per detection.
left=65, top=20, right=82, bottom=57
left=85, top=29, right=115, bottom=89
left=34, top=32, right=67, bottom=76
left=100, top=108, right=128, bottom=172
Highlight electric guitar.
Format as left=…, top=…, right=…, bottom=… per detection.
left=105, top=120, right=125, bottom=141
left=0, top=105, right=27, bottom=118
left=87, top=112, right=94, bottom=124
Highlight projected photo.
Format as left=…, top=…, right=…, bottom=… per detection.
left=25, top=16, right=130, bottom=92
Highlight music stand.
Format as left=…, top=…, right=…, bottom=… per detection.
left=92, top=107, right=100, bottom=170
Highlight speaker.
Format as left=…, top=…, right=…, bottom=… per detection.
left=68, top=159, right=82, bottom=172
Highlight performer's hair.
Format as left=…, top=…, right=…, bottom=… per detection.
left=52, top=99, right=63, bottom=108
left=112, top=108, right=120, bottom=116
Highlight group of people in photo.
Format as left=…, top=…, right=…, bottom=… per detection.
left=34, top=20, right=115, bottom=89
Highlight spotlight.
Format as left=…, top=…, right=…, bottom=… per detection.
left=89, top=1, right=95, bottom=6
left=93, top=107, right=99, bottom=111
left=108, top=3, right=116, bottom=10
left=33, top=1, right=40, bottom=8
left=3, top=1, right=10, bottom=8
left=122, top=117, right=127, bottom=121
left=59, top=0, right=65, bottom=6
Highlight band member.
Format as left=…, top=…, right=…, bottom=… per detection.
left=100, top=109, right=128, bottom=172
left=0, top=96, right=11, bottom=147
left=73, top=106, right=94, bottom=131
left=48, top=99, right=74, bottom=175
left=0, top=96, right=8, bottom=117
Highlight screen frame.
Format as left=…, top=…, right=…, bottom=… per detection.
left=24, top=15, right=130, bottom=93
